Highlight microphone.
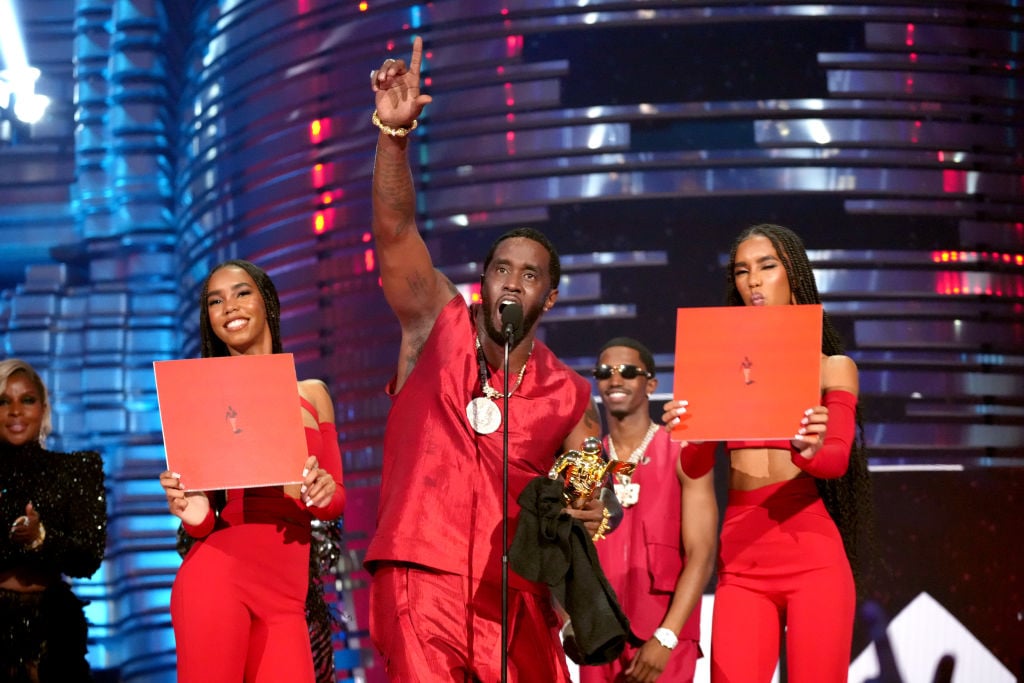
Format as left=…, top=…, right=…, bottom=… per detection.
left=499, top=302, right=523, bottom=341
left=496, top=301, right=523, bottom=683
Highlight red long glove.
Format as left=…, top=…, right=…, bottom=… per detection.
left=790, top=389, right=857, bottom=479
left=305, top=422, right=346, bottom=521
left=680, top=440, right=717, bottom=479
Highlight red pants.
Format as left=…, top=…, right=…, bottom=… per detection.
left=578, top=638, right=699, bottom=683
left=369, top=563, right=570, bottom=683
left=712, top=478, right=854, bottom=683
left=171, top=521, right=314, bottom=683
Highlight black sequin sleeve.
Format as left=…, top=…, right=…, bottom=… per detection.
left=2, top=449, right=108, bottom=578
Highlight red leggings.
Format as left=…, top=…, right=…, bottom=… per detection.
left=171, top=521, right=314, bottom=683
left=369, top=563, right=570, bottom=683
left=712, top=477, right=854, bottom=683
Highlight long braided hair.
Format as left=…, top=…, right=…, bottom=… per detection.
left=726, top=224, right=875, bottom=591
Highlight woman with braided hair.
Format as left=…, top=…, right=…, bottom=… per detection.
left=159, top=259, right=345, bottom=682
left=664, top=224, right=873, bottom=683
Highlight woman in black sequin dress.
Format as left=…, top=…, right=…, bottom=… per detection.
left=0, top=359, right=107, bottom=683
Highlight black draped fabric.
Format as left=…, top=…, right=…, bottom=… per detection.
left=509, top=476, right=640, bottom=665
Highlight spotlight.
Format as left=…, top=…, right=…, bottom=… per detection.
left=0, top=67, right=50, bottom=124
left=1, top=0, right=51, bottom=126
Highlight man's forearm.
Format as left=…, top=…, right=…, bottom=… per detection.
left=372, top=132, right=417, bottom=241
left=659, top=554, right=712, bottom=637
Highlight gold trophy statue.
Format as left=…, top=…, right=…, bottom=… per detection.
left=548, top=436, right=637, bottom=508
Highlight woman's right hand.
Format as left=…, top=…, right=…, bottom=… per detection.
left=8, top=501, right=42, bottom=548
left=661, top=399, right=689, bottom=431
left=159, top=470, right=210, bottom=525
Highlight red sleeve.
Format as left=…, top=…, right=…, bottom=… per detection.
left=182, top=502, right=216, bottom=539
left=307, top=422, right=346, bottom=521
left=680, top=441, right=717, bottom=479
left=790, top=390, right=857, bottom=479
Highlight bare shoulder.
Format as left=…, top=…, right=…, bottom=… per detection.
left=821, top=354, right=859, bottom=395
left=298, top=379, right=335, bottom=423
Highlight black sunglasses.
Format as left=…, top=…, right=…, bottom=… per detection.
left=592, top=364, right=652, bottom=380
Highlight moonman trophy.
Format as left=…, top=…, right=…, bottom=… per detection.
left=548, top=436, right=637, bottom=507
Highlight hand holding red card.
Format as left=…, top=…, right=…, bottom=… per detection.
left=154, top=354, right=309, bottom=491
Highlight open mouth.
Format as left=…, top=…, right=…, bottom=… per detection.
left=497, top=299, right=522, bottom=322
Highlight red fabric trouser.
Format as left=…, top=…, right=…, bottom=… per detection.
left=171, top=522, right=314, bottom=683
left=711, top=477, right=855, bottom=683
left=578, top=638, right=699, bottom=683
left=369, top=563, right=570, bottom=683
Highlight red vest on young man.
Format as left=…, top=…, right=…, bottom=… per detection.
left=597, top=428, right=702, bottom=642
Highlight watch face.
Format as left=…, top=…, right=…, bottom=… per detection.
left=653, top=627, right=678, bottom=649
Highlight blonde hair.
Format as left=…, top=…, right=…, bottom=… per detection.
left=0, top=358, right=53, bottom=446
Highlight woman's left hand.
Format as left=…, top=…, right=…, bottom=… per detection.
left=9, top=501, right=42, bottom=547
left=299, top=456, right=336, bottom=508
left=792, top=405, right=829, bottom=459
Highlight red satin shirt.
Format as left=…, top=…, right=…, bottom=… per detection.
left=365, top=296, right=592, bottom=592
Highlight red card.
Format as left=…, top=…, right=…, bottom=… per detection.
left=154, top=354, right=308, bottom=491
left=671, top=305, right=822, bottom=442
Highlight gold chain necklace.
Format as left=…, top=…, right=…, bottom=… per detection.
left=609, top=422, right=656, bottom=507
left=607, top=422, right=659, bottom=469
left=475, top=334, right=532, bottom=399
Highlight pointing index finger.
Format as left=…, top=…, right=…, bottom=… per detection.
left=409, top=35, right=425, bottom=77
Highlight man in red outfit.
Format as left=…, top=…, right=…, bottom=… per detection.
left=582, top=337, right=718, bottom=683
left=363, top=38, right=607, bottom=683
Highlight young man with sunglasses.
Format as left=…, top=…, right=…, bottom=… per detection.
left=584, top=338, right=718, bottom=683
left=364, top=38, right=609, bottom=682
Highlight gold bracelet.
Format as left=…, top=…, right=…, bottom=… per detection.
left=591, top=507, right=611, bottom=542
left=372, top=110, right=418, bottom=137
left=27, top=522, right=46, bottom=551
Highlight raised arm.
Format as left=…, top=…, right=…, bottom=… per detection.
left=371, top=37, right=455, bottom=356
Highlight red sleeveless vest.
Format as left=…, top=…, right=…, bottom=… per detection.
left=365, top=296, right=592, bottom=592
left=597, top=428, right=701, bottom=641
